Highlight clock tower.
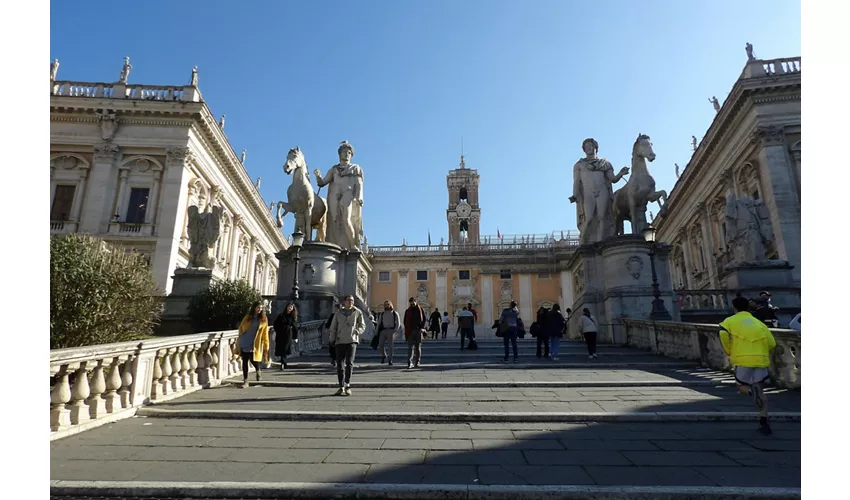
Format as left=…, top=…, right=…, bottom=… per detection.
left=447, top=153, right=480, bottom=244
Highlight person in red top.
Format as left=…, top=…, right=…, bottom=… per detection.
left=403, top=297, right=427, bottom=369
left=467, top=302, right=478, bottom=323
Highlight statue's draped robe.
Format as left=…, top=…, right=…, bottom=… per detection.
left=573, top=157, right=616, bottom=243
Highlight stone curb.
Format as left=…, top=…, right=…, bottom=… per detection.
left=136, top=407, right=801, bottom=423
left=265, top=361, right=700, bottom=369
left=219, top=379, right=734, bottom=389
left=49, top=481, right=802, bottom=500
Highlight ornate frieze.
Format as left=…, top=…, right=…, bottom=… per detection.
left=93, top=142, right=119, bottom=163
left=751, top=125, right=786, bottom=147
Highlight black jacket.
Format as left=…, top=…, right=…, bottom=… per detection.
left=274, top=313, right=299, bottom=357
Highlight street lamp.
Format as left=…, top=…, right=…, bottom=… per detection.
left=290, top=230, right=305, bottom=301
left=642, top=224, right=672, bottom=321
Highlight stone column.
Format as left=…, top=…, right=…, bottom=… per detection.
left=436, top=269, right=448, bottom=313
left=678, top=228, right=694, bottom=288
left=480, top=274, right=494, bottom=326
left=752, top=126, right=801, bottom=282
left=80, top=142, right=119, bottom=233
left=396, top=269, right=409, bottom=312
left=790, top=144, right=801, bottom=201
left=518, top=274, right=532, bottom=322
left=246, top=237, right=257, bottom=287
left=560, top=270, right=574, bottom=311
left=150, top=147, right=193, bottom=294
left=228, top=215, right=242, bottom=280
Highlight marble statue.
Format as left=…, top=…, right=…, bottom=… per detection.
left=613, top=134, right=667, bottom=236
left=440, top=236, right=444, bottom=246
left=569, top=138, right=629, bottom=244
left=269, top=201, right=275, bottom=214
left=96, top=110, right=118, bottom=141
left=277, top=147, right=328, bottom=242
left=691, top=136, right=698, bottom=151
left=675, top=163, right=680, bottom=179
left=241, top=149, right=247, bottom=163
left=746, top=42, right=756, bottom=61
left=314, top=141, right=364, bottom=250
left=118, top=57, right=132, bottom=84
left=709, top=96, right=720, bottom=112
left=255, top=177, right=261, bottom=189
left=50, top=59, right=59, bottom=81
left=724, top=184, right=774, bottom=263
left=190, top=66, right=198, bottom=86
left=218, top=114, right=226, bottom=129
left=187, top=195, right=224, bottom=269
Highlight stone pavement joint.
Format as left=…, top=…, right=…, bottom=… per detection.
left=49, top=480, right=802, bottom=500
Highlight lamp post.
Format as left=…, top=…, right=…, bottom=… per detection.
left=290, top=230, right=305, bottom=301
left=642, top=225, right=672, bottom=321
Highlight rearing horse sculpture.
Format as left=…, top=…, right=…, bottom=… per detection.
left=612, top=134, right=667, bottom=236
left=276, top=147, right=327, bottom=242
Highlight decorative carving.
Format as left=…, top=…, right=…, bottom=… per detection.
left=500, top=280, right=513, bottom=300
left=397, top=269, right=409, bottom=278
left=724, top=191, right=774, bottom=263
left=626, top=256, right=644, bottom=280
left=93, top=143, right=119, bottom=163
left=416, top=283, right=428, bottom=303
left=166, top=147, right=190, bottom=165
left=96, top=110, right=119, bottom=141
left=573, top=264, right=586, bottom=297
left=303, top=263, right=316, bottom=285
left=134, top=158, right=151, bottom=172
left=54, top=155, right=78, bottom=170
left=751, top=126, right=785, bottom=147
left=187, top=201, right=223, bottom=269
left=436, top=268, right=447, bottom=277
left=357, top=268, right=369, bottom=300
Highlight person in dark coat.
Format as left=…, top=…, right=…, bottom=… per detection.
left=534, top=306, right=549, bottom=359
left=546, top=304, right=567, bottom=360
left=273, top=302, right=299, bottom=370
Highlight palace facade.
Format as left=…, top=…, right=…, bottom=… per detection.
left=50, top=67, right=287, bottom=294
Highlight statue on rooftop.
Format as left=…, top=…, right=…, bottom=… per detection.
left=675, top=163, right=680, bottom=179
left=50, top=59, right=60, bottom=81
left=709, top=96, right=720, bottom=112
left=118, top=57, right=132, bottom=84
left=691, top=136, right=698, bottom=151
left=219, top=114, right=226, bottom=129
left=241, top=149, right=247, bottom=163
left=190, top=66, right=199, bottom=86
left=745, top=42, right=756, bottom=61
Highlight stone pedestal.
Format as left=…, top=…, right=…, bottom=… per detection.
left=159, top=268, right=218, bottom=335
left=566, top=236, right=678, bottom=344
left=273, top=242, right=374, bottom=338
left=722, top=260, right=800, bottom=325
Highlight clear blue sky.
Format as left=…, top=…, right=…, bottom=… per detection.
left=50, top=0, right=800, bottom=246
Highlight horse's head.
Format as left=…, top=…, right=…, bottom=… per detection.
left=633, top=134, right=656, bottom=162
left=283, top=147, right=306, bottom=175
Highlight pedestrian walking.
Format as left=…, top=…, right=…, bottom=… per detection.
left=235, top=301, right=270, bottom=388
left=403, top=297, right=427, bottom=369
left=441, top=311, right=450, bottom=339
left=429, top=308, right=442, bottom=340
left=546, top=304, right=567, bottom=360
left=534, top=306, right=550, bottom=359
left=273, top=302, right=298, bottom=371
left=720, top=296, right=777, bottom=435
left=376, top=300, right=401, bottom=365
left=458, top=306, right=475, bottom=349
left=328, top=295, right=366, bottom=396
left=498, top=301, right=521, bottom=362
left=579, top=308, right=599, bottom=359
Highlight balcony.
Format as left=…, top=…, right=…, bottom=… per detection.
left=108, top=222, right=154, bottom=237
left=50, top=220, right=78, bottom=235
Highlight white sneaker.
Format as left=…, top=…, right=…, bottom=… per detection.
left=592, top=354, right=598, bottom=359
left=588, top=355, right=594, bottom=360
left=553, top=356, right=559, bottom=361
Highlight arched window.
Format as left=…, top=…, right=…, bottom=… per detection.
left=459, top=187, right=468, bottom=201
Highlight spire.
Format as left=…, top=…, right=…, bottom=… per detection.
left=459, top=136, right=466, bottom=169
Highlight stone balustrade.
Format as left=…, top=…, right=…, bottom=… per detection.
left=51, top=81, right=201, bottom=102
left=676, top=289, right=730, bottom=311
left=761, top=57, right=801, bottom=75
left=50, top=330, right=240, bottom=439
left=621, top=319, right=800, bottom=389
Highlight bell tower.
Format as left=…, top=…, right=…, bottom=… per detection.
left=446, top=153, right=480, bottom=244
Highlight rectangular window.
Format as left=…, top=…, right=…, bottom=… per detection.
left=500, top=270, right=512, bottom=280
left=378, top=271, right=390, bottom=282
left=458, top=270, right=470, bottom=280
left=125, top=188, right=150, bottom=223
left=538, top=272, right=551, bottom=279
left=51, top=185, right=76, bottom=221
left=416, top=270, right=428, bottom=281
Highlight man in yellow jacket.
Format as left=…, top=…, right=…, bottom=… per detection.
left=720, top=296, right=777, bottom=435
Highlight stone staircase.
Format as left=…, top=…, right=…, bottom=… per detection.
left=50, top=337, right=801, bottom=499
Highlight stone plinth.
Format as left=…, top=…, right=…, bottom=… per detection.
left=274, top=242, right=374, bottom=339
left=159, top=268, right=218, bottom=335
left=566, top=236, right=678, bottom=344
left=722, top=260, right=800, bottom=325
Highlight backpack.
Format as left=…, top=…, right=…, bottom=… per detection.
left=378, top=310, right=398, bottom=332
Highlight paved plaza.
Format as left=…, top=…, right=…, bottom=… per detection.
left=50, top=338, right=801, bottom=498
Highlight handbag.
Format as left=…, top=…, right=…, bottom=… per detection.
left=497, top=319, right=508, bottom=337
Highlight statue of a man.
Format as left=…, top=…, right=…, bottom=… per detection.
left=724, top=183, right=773, bottom=263
left=745, top=42, right=756, bottom=61
left=50, top=59, right=60, bottom=81
left=190, top=66, right=199, bottom=86
left=569, top=138, right=629, bottom=244
left=709, top=96, right=720, bottom=112
left=219, top=114, right=226, bottom=129
left=675, top=163, right=680, bottom=179
left=314, top=141, right=364, bottom=250
left=241, top=149, right=246, bottom=163
left=119, top=57, right=132, bottom=84
left=691, top=136, right=698, bottom=151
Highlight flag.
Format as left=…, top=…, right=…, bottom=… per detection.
left=428, top=230, right=432, bottom=246
left=497, top=228, right=502, bottom=239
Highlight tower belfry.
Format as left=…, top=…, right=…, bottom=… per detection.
left=446, top=142, right=480, bottom=244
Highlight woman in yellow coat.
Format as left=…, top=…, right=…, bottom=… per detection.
left=236, top=301, right=270, bottom=388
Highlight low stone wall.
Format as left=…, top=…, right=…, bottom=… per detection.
left=621, top=319, right=800, bottom=390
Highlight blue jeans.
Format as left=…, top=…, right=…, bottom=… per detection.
left=503, top=326, right=518, bottom=360
left=549, top=336, right=561, bottom=357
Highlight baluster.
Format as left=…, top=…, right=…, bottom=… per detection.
left=86, top=359, right=107, bottom=419
left=230, top=340, right=240, bottom=374
left=68, top=362, right=91, bottom=425
left=777, top=341, right=797, bottom=388
left=195, top=343, right=208, bottom=386
left=178, top=346, right=190, bottom=390
left=210, top=342, right=220, bottom=380
left=151, top=350, right=165, bottom=400
left=170, top=347, right=182, bottom=392
left=187, top=344, right=199, bottom=388
left=160, top=349, right=173, bottom=396
left=118, top=356, right=134, bottom=408
left=103, top=357, right=123, bottom=413
left=50, top=365, right=73, bottom=431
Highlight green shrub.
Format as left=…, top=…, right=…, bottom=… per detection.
left=50, top=234, right=162, bottom=349
left=187, top=279, right=261, bottom=332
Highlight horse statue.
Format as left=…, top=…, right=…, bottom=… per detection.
left=612, top=134, right=668, bottom=236
left=276, top=147, right=327, bottom=242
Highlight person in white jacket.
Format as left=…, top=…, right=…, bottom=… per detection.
left=329, top=295, right=366, bottom=396
left=578, top=308, right=599, bottom=359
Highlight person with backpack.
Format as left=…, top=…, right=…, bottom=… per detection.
left=579, top=308, right=599, bottom=359
left=498, top=301, right=521, bottom=363
left=457, top=306, right=475, bottom=349
left=546, top=304, right=567, bottom=361
left=376, top=300, right=401, bottom=365
left=403, top=297, right=427, bottom=369
left=534, top=306, right=550, bottom=359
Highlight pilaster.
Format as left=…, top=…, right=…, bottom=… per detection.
left=151, top=146, right=193, bottom=294
left=79, top=142, right=119, bottom=233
